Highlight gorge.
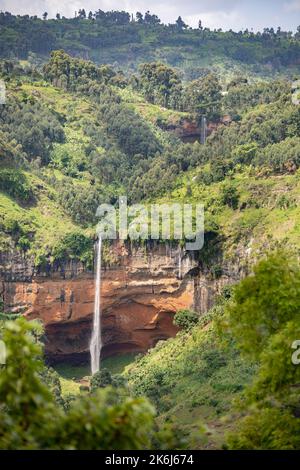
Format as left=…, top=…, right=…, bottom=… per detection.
left=0, top=242, right=238, bottom=365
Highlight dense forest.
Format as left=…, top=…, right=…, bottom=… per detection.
left=1, top=10, right=300, bottom=79
left=0, top=8, right=300, bottom=451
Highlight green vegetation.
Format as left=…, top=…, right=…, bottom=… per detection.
left=0, top=317, right=165, bottom=450
left=1, top=10, right=300, bottom=450
left=173, top=309, right=199, bottom=330
left=125, top=296, right=256, bottom=449
left=0, top=11, right=300, bottom=81
left=126, top=255, right=300, bottom=449
left=90, top=369, right=126, bottom=392
left=221, top=254, right=300, bottom=449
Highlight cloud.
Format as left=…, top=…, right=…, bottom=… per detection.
left=284, top=0, right=300, bottom=11
left=0, top=0, right=240, bottom=20
left=0, top=0, right=297, bottom=31
left=186, top=10, right=245, bottom=30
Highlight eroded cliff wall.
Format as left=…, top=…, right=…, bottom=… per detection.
left=0, top=244, right=197, bottom=363
left=0, top=243, right=241, bottom=363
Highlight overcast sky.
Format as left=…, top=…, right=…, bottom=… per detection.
left=0, top=0, right=299, bottom=31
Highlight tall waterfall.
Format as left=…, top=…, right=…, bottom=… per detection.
left=90, top=237, right=102, bottom=375
left=178, top=247, right=182, bottom=279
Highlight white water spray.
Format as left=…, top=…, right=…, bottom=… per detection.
left=178, top=246, right=183, bottom=279
left=90, top=237, right=102, bottom=375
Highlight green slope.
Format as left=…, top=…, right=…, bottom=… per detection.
left=125, top=308, right=256, bottom=449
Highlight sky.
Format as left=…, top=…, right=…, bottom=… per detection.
left=0, top=0, right=299, bottom=32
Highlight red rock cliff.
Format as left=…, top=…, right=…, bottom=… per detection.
left=0, top=244, right=196, bottom=363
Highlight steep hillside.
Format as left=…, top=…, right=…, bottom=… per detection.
left=125, top=301, right=257, bottom=449
left=0, top=52, right=299, bottom=271
left=125, top=252, right=300, bottom=450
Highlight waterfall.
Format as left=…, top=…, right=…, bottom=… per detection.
left=90, top=237, right=102, bottom=375
left=201, top=116, right=207, bottom=144
left=178, top=247, right=182, bottom=279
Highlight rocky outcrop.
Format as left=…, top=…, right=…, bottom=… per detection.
left=0, top=244, right=198, bottom=363
left=165, top=116, right=232, bottom=143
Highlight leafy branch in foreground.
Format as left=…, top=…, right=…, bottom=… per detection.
left=220, top=253, right=300, bottom=449
left=0, top=317, right=157, bottom=449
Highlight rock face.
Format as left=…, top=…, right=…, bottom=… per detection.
left=166, top=116, right=232, bottom=143
left=0, top=243, right=243, bottom=363
left=0, top=244, right=198, bottom=364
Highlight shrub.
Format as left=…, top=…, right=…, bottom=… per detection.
left=201, top=349, right=227, bottom=378
left=91, top=369, right=128, bottom=392
left=90, top=368, right=112, bottom=392
left=219, top=183, right=239, bottom=209
left=52, top=232, right=93, bottom=266
left=58, top=181, right=108, bottom=226
left=0, top=169, right=34, bottom=202
left=173, top=309, right=199, bottom=330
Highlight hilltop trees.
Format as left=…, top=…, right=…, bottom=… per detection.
left=0, top=10, right=299, bottom=70
left=43, top=50, right=116, bottom=90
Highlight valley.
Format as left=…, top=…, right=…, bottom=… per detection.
left=0, top=9, right=300, bottom=451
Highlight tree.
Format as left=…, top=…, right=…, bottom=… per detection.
left=78, top=9, right=86, bottom=19
left=90, top=369, right=127, bottom=392
left=144, top=11, right=160, bottom=25
left=184, top=73, right=222, bottom=122
left=222, top=253, right=300, bottom=449
left=219, top=183, right=239, bottom=209
left=42, top=12, right=48, bottom=21
left=138, top=62, right=182, bottom=109
left=0, top=318, right=157, bottom=449
left=136, top=12, right=143, bottom=23
left=176, top=16, right=187, bottom=29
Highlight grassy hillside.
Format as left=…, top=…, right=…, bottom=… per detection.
left=125, top=305, right=256, bottom=449
left=125, top=251, right=300, bottom=450
left=0, top=52, right=299, bottom=269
